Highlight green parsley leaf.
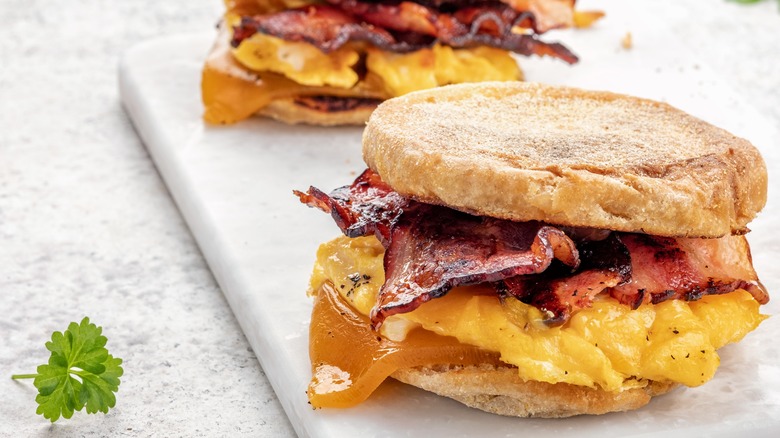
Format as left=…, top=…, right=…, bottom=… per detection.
left=727, top=0, right=780, bottom=6
left=12, top=317, right=123, bottom=422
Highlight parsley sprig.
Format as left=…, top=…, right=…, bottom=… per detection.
left=728, top=0, right=780, bottom=6
left=12, top=317, right=124, bottom=422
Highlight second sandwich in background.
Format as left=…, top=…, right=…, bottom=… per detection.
left=203, top=0, right=589, bottom=125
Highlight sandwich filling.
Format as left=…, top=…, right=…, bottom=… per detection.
left=298, top=169, right=769, bottom=408
left=203, top=0, right=585, bottom=124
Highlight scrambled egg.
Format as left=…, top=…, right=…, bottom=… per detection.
left=310, top=235, right=766, bottom=392
left=231, top=31, right=521, bottom=97
left=365, top=45, right=521, bottom=96
left=232, top=33, right=361, bottom=88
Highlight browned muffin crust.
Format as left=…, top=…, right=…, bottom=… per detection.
left=363, top=82, right=767, bottom=238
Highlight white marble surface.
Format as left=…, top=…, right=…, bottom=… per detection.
left=1, top=0, right=779, bottom=437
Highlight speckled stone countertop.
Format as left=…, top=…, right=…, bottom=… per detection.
left=0, top=0, right=778, bottom=437
left=0, top=1, right=294, bottom=436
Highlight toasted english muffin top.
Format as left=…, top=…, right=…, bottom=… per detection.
left=363, top=82, right=767, bottom=237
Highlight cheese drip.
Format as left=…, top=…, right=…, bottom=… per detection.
left=309, top=235, right=767, bottom=395
left=308, top=281, right=501, bottom=408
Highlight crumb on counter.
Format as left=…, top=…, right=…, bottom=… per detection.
left=622, top=32, right=633, bottom=50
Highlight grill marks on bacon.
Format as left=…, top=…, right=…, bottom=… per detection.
left=297, top=170, right=768, bottom=328
left=231, top=2, right=578, bottom=63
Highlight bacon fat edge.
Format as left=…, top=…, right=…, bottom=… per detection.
left=296, top=169, right=769, bottom=328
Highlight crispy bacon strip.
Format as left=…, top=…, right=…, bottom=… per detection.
left=231, top=5, right=426, bottom=53
left=294, top=169, right=408, bottom=244
left=610, top=234, right=769, bottom=307
left=505, top=232, right=768, bottom=325
left=325, top=0, right=536, bottom=36
left=326, top=0, right=578, bottom=62
left=394, top=0, right=577, bottom=33
left=326, top=0, right=442, bottom=37
left=452, top=5, right=535, bottom=36
left=501, top=233, right=631, bottom=324
left=446, top=4, right=578, bottom=62
left=232, top=3, right=578, bottom=63
left=374, top=205, right=579, bottom=327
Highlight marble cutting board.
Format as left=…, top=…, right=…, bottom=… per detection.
left=119, top=1, right=780, bottom=436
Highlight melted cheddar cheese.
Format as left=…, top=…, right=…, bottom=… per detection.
left=309, top=235, right=767, bottom=393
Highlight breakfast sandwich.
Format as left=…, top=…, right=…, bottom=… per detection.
left=295, top=82, right=770, bottom=417
left=202, top=0, right=592, bottom=126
